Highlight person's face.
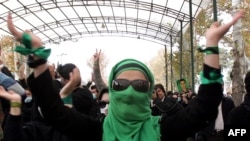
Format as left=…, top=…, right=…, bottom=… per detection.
left=91, top=88, right=98, bottom=95
left=91, top=88, right=99, bottom=99
left=156, top=88, right=165, bottom=99
left=180, top=80, right=186, bottom=90
left=99, top=93, right=109, bottom=115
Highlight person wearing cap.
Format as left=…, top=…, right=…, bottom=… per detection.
left=4, top=10, right=244, bottom=141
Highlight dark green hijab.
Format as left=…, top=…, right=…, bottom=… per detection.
left=103, top=59, right=160, bottom=141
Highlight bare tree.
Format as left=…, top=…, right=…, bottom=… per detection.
left=230, top=0, right=246, bottom=106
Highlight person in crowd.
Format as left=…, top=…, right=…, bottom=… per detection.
left=150, top=84, right=166, bottom=116
left=225, top=71, right=250, bottom=140
left=97, top=88, right=109, bottom=117
left=90, top=85, right=99, bottom=100
left=180, top=92, right=189, bottom=108
left=195, top=84, right=235, bottom=141
left=16, top=63, right=33, bottom=124
left=0, top=71, right=26, bottom=129
left=177, top=78, right=189, bottom=93
left=151, top=84, right=183, bottom=116
left=0, top=72, right=25, bottom=97
left=171, top=92, right=179, bottom=101
left=57, top=63, right=94, bottom=115
left=154, top=84, right=166, bottom=100
left=4, top=10, right=244, bottom=141
left=91, top=49, right=109, bottom=118
left=93, top=49, right=108, bottom=93
left=0, top=86, right=22, bottom=141
left=178, top=89, right=195, bottom=108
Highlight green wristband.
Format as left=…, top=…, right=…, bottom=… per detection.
left=10, top=102, right=22, bottom=108
left=197, top=46, right=219, bottom=55
left=62, top=94, right=72, bottom=104
left=200, top=71, right=223, bottom=85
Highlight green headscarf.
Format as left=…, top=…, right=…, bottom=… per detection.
left=103, top=59, right=161, bottom=141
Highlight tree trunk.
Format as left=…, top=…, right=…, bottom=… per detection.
left=231, top=0, right=245, bottom=106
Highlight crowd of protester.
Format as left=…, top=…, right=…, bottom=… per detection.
left=0, top=10, right=249, bottom=141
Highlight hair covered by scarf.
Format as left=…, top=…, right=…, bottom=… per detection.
left=103, top=59, right=160, bottom=141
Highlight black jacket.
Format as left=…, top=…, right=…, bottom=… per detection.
left=225, top=94, right=250, bottom=141
left=152, top=96, right=184, bottom=116
left=196, top=96, right=235, bottom=138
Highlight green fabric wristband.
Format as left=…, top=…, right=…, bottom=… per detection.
left=61, top=94, right=72, bottom=104
left=10, top=102, right=22, bottom=108
left=14, top=33, right=51, bottom=59
left=200, top=71, right=223, bottom=85
left=197, top=46, right=219, bottom=55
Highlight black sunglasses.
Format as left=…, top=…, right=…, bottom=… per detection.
left=112, top=79, right=150, bottom=92
left=98, top=101, right=109, bottom=108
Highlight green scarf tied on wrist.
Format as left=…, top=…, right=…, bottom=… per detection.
left=103, top=59, right=161, bottom=141
left=14, top=33, right=51, bottom=59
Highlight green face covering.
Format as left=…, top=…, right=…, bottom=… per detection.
left=103, top=59, right=160, bottom=141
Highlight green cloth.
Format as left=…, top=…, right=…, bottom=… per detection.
left=61, top=94, right=72, bottom=104
left=14, top=33, right=51, bottom=59
left=200, top=71, right=223, bottom=85
left=197, top=46, right=219, bottom=55
left=103, top=59, right=161, bottom=141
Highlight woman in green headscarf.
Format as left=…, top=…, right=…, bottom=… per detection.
left=5, top=10, right=244, bottom=141
left=103, top=59, right=161, bottom=141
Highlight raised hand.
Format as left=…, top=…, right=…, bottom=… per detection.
left=93, top=49, right=101, bottom=63
left=68, top=67, right=81, bottom=87
left=7, top=12, right=43, bottom=48
left=205, top=10, right=244, bottom=46
left=60, top=67, right=81, bottom=97
left=7, top=12, right=22, bottom=41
